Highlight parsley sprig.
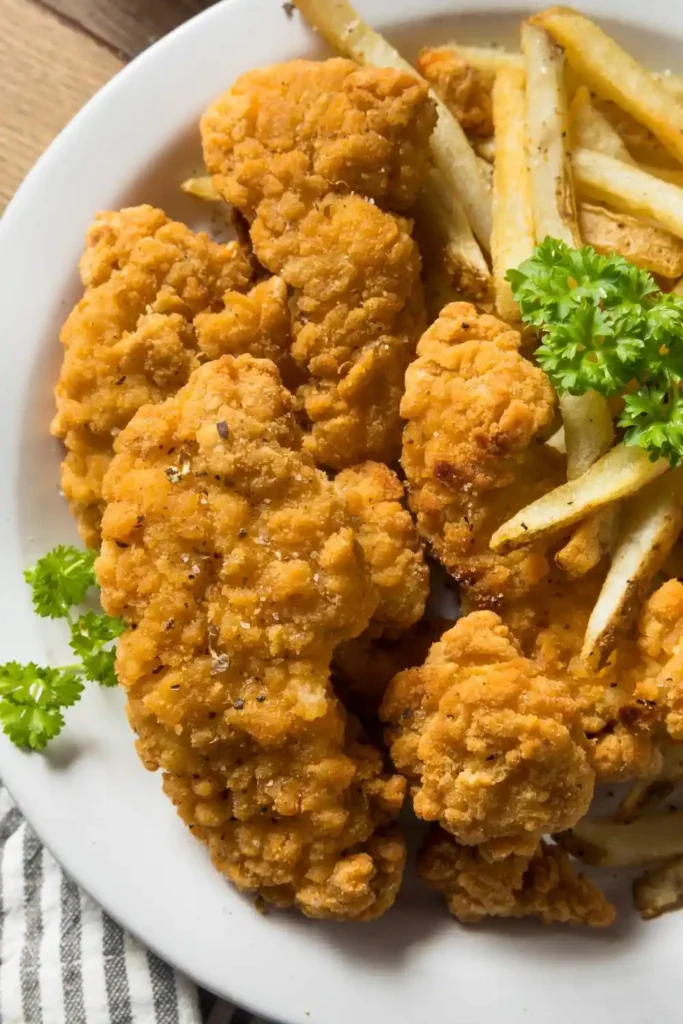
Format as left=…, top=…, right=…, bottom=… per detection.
left=0, top=546, right=125, bottom=750
left=507, top=238, right=683, bottom=466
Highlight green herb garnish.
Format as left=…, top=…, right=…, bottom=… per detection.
left=507, top=237, right=683, bottom=465
left=1, top=546, right=125, bottom=750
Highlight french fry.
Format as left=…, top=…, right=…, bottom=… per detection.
left=569, top=86, right=633, bottom=163
left=414, top=168, right=492, bottom=304
left=574, top=149, right=683, bottom=241
left=641, top=165, right=683, bottom=189
left=594, top=100, right=680, bottom=170
left=582, top=468, right=683, bottom=661
left=558, top=812, right=683, bottom=867
left=616, top=742, right=683, bottom=823
left=491, top=66, right=535, bottom=322
left=634, top=856, right=683, bottom=920
left=293, top=0, right=492, bottom=251
left=554, top=390, right=616, bottom=578
left=522, top=21, right=580, bottom=247
left=490, top=443, right=669, bottom=554
left=443, top=44, right=523, bottom=78
left=532, top=6, right=683, bottom=165
left=472, top=136, right=495, bottom=162
left=181, top=175, right=221, bottom=201
left=578, top=202, right=683, bottom=278
left=653, top=71, right=683, bottom=105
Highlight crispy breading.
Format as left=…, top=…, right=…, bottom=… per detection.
left=333, top=462, right=429, bottom=636
left=381, top=613, right=594, bottom=851
left=401, top=302, right=562, bottom=606
left=417, top=47, right=493, bottom=136
left=333, top=617, right=452, bottom=722
left=201, top=59, right=436, bottom=469
left=96, top=354, right=406, bottom=920
left=418, top=828, right=615, bottom=926
left=51, top=205, right=254, bottom=546
left=501, top=572, right=683, bottom=782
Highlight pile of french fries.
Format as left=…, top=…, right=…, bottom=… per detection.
left=183, top=1, right=683, bottom=920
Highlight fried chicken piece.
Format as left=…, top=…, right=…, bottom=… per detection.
left=401, top=302, right=562, bottom=606
left=381, top=612, right=594, bottom=851
left=418, top=828, right=615, bottom=926
left=97, top=354, right=406, bottom=920
left=333, top=462, right=429, bottom=636
left=333, top=617, right=451, bottom=723
left=51, top=205, right=254, bottom=546
left=201, top=59, right=436, bottom=469
left=417, top=48, right=493, bottom=136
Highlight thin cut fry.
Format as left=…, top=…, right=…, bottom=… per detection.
left=617, top=743, right=683, bottom=823
left=490, top=443, right=669, bottom=553
left=578, top=202, right=683, bottom=279
left=555, top=390, right=616, bottom=578
left=574, top=149, right=683, bottom=241
left=444, top=43, right=523, bottom=78
left=569, top=86, right=633, bottom=163
left=582, top=468, right=683, bottom=662
left=532, top=6, right=683, bottom=165
left=558, top=812, right=683, bottom=867
left=522, top=21, right=580, bottom=247
left=634, top=857, right=683, bottom=920
left=491, top=66, right=535, bottom=322
left=293, top=0, right=492, bottom=250
left=414, top=168, right=492, bottom=304
left=181, top=175, right=221, bottom=201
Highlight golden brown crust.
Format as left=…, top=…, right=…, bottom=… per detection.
left=381, top=613, right=594, bottom=849
left=418, top=829, right=615, bottom=927
left=401, top=302, right=562, bottom=605
left=417, top=48, right=493, bottom=136
left=52, top=206, right=253, bottom=546
left=201, top=60, right=436, bottom=469
left=96, top=354, right=406, bottom=919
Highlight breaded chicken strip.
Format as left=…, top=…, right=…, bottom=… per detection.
left=201, top=59, right=436, bottom=468
left=417, top=48, right=493, bottom=136
left=333, top=462, right=429, bottom=636
left=51, top=205, right=256, bottom=546
left=401, top=302, right=562, bottom=606
left=97, top=354, right=406, bottom=920
left=381, top=613, right=594, bottom=852
left=418, top=828, right=615, bottom=926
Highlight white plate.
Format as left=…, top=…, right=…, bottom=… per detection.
left=1, top=1, right=683, bottom=1021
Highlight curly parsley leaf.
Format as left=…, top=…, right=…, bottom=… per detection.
left=69, top=612, right=125, bottom=688
left=24, top=545, right=97, bottom=620
left=0, top=663, right=85, bottom=750
left=507, top=238, right=683, bottom=466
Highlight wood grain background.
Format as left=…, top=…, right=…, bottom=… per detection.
left=0, top=0, right=215, bottom=209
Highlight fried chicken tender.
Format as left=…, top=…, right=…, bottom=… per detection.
left=401, top=302, right=562, bottom=606
left=333, top=462, right=429, bottom=636
left=417, top=48, right=493, bottom=136
left=418, top=828, right=615, bottom=926
left=96, top=354, right=407, bottom=920
left=51, top=205, right=255, bottom=546
left=201, top=59, right=436, bottom=469
left=381, top=613, right=594, bottom=851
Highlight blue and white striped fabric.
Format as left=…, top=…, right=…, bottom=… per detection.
left=0, top=786, right=261, bottom=1024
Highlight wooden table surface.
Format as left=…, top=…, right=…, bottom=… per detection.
left=0, top=0, right=215, bottom=210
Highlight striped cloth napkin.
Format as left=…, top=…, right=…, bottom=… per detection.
left=0, top=785, right=263, bottom=1024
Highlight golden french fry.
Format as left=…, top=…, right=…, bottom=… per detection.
left=558, top=812, right=683, bottom=867
left=574, top=149, right=683, bottom=240
left=594, top=100, right=680, bottom=170
left=555, top=507, right=619, bottom=578
left=653, top=70, right=683, bottom=104
left=181, top=175, right=221, bottom=201
left=616, top=742, right=683, bottom=823
left=522, top=21, right=580, bottom=247
left=414, top=168, right=492, bottom=305
left=532, top=6, right=683, bottom=165
left=578, top=202, right=683, bottom=278
left=443, top=43, right=523, bottom=78
left=293, top=0, right=492, bottom=251
left=490, top=443, right=669, bottom=553
left=634, top=856, right=683, bottom=920
left=472, top=136, right=495, bottom=162
left=569, top=86, right=633, bottom=163
left=641, top=165, right=683, bottom=189
left=491, top=66, right=535, bottom=322
left=582, top=468, right=683, bottom=661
